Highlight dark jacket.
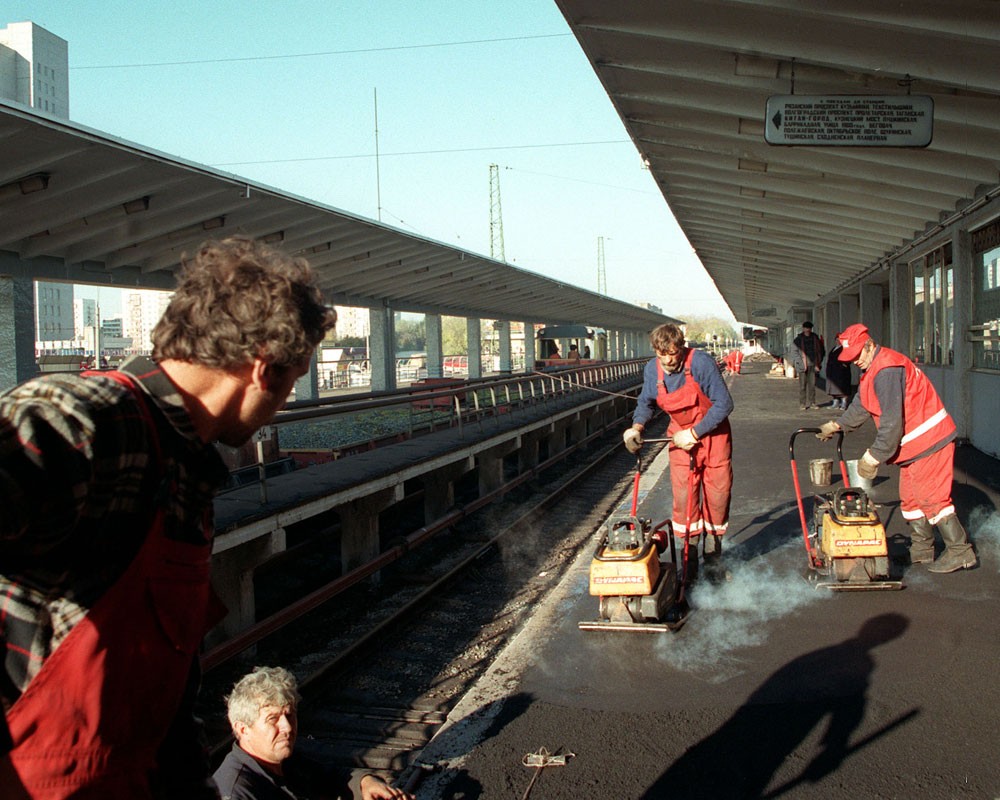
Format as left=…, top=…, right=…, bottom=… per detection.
left=791, top=331, right=825, bottom=371
left=825, top=346, right=852, bottom=396
left=212, top=743, right=353, bottom=800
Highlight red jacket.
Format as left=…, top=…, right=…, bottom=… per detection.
left=859, top=346, right=955, bottom=463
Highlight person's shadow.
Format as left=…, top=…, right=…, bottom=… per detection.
left=641, top=613, right=916, bottom=799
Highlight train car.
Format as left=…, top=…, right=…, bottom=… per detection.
left=535, top=324, right=607, bottom=370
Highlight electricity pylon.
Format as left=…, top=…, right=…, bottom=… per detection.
left=597, top=236, right=607, bottom=295
left=489, top=164, right=505, bottom=262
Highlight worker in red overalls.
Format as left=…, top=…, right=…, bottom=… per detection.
left=624, top=323, right=735, bottom=581
left=817, top=324, right=976, bottom=573
left=1, top=237, right=337, bottom=798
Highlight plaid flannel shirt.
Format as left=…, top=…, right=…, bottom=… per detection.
left=0, top=356, right=227, bottom=764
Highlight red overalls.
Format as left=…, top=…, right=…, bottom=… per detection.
left=859, top=347, right=957, bottom=523
left=5, top=372, right=223, bottom=798
left=656, top=351, right=733, bottom=538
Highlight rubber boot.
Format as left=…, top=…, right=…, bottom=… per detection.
left=702, top=534, right=730, bottom=582
left=907, top=517, right=936, bottom=565
left=927, top=514, right=977, bottom=573
left=682, top=535, right=699, bottom=584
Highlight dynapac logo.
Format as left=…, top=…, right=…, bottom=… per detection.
left=835, top=538, right=881, bottom=547
left=594, top=576, right=645, bottom=584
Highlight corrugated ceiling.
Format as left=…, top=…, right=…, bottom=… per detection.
left=0, top=100, right=676, bottom=332
left=555, top=0, right=1000, bottom=324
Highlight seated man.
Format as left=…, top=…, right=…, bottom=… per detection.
left=213, top=667, right=413, bottom=800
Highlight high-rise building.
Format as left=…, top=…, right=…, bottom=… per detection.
left=0, top=21, right=69, bottom=118
left=35, top=281, right=74, bottom=344
left=122, top=289, right=172, bottom=355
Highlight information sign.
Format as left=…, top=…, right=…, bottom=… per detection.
left=765, top=95, right=933, bottom=147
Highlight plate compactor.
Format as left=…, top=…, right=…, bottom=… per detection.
left=790, top=427, right=904, bottom=591
left=579, top=446, right=694, bottom=632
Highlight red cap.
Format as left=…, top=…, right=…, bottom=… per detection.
left=837, top=324, right=869, bottom=361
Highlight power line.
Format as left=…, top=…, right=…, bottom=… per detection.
left=211, top=139, right=630, bottom=167
left=71, top=33, right=572, bottom=70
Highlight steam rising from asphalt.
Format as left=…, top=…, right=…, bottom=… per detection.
left=653, top=539, right=828, bottom=681
left=970, top=505, right=1000, bottom=571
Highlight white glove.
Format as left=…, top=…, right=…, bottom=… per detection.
left=623, top=428, right=643, bottom=454
left=816, top=421, right=841, bottom=441
left=672, top=428, right=698, bottom=451
left=858, top=450, right=879, bottom=480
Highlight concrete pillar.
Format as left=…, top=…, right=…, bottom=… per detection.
left=951, top=228, right=973, bottom=436
left=467, top=318, right=483, bottom=379
left=422, top=459, right=471, bottom=524
left=369, top=304, right=396, bottom=392
left=547, top=420, right=569, bottom=457
left=339, top=485, right=403, bottom=573
left=523, top=322, right=536, bottom=372
left=518, top=430, right=541, bottom=473
left=569, top=413, right=587, bottom=445
left=478, top=441, right=517, bottom=496
left=497, top=320, right=511, bottom=373
left=293, top=350, right=320, bottom=401
left=839, top=292, right=860, bottom=328
left=210, top=528, right=287, bottom=642
left=826, top=300, right=842, bottom=337
left=860, top=282, right=884, bottom=343
left=425, top=313, right=443, bottom=379
left=0, top=274, right=38, bottom=392
left=889, top=258, right=910, bottom=353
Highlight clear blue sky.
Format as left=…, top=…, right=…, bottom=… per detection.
left=10, top=1, right=735, bottom=324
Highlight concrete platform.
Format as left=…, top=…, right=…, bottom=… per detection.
left=415, top=362, right=1000, bottom=799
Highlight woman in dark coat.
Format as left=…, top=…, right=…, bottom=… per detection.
left=825, top=344, right=852, bottom=409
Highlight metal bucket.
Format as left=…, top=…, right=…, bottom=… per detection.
left=809, top=458, right=833, bottom=486
left=845, top=459, right=875, bottom=493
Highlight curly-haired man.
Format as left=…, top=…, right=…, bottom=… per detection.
left=1, top=237, right=336, bottom=798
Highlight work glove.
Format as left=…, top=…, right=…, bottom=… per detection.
left=672, top=428, right=698, bottom=451
left=858, top=450, right=879, bottom=480
left=623, top=427, right=643, bottom=454
left=816, top=421, right=841, bottom=441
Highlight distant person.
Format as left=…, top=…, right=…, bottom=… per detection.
left=623, top=323, right=735, bottom=580
left=546, top=342, right=561, bottom=358
left=825, top=343, right=852, bottom=410
left=817, top=324, right=976, bottom=573
left=582, top=345, right=591, bottom=359
left=792, top=321, right=825, bottom=410
left=567, top=343, right=581, bottom=361
left=213, top=667, right=413, bottom=800
left=1, top=236, right=336, bottom=797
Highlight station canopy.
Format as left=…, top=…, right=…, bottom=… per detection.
left=555, top=0, right=1000, bottom=325
left=0, top=100, right=672, bottom=333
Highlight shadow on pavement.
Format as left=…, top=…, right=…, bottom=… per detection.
left=639, top=613, right=917, bottom=799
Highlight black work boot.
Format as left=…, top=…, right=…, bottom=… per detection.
left=927, top=514, right=977, bottom=573
left=702, top=534, right=730, bottom=582
left=908, top=517, right=936, bottom=565
left=682, top=535, right=700, bottom=584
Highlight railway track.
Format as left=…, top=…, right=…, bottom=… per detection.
left=198, top=417, right=669, bottom=789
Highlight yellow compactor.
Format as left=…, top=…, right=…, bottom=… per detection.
left=790, top=428, right=904, bottom=591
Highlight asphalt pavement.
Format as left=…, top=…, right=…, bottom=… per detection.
left=414, top=360, right=1000, bottom=799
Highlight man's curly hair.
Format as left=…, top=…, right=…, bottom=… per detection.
left=152, top=237, right=336, bottom=369
left=649, top=322, right=685, bottom=353
left=225, top=666, right=300, bottom=730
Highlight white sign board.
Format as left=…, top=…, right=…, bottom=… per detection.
left=252, top=426, right=274, bottom=443
left=765, top=95, right=933, bottom=147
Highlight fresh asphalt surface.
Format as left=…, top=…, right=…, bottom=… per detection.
left=415, top=361, right=1000, bottom=799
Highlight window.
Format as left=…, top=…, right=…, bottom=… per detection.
left=972, top=219, right=1000, bottom=371
left=909, top=243, right=953, bottom=365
